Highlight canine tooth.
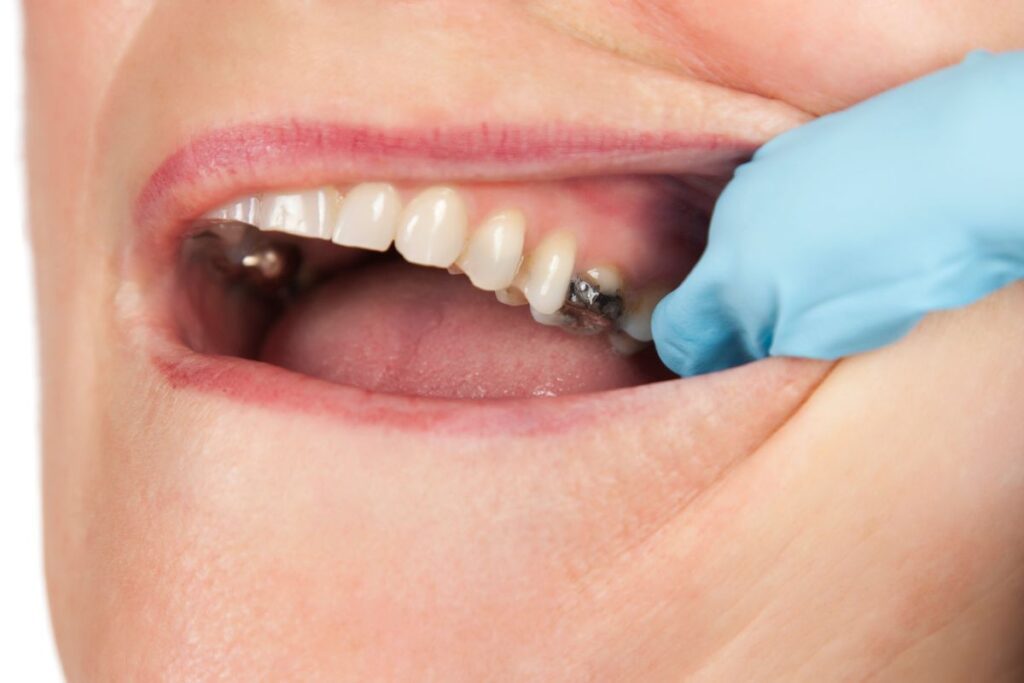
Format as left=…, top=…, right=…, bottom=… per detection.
left=203, top=196, right=260, bottom=224
left=457, top=210, right=526, bottom=291
left=582, top=265, right=623, bottom=295
left=332, top=183, right=400, bottom=251
left=395, top=186, right=468, bottom=267
left=521, top=231, right=576, bottom=315
left=257, top=188, right=339, bottom=239
left=495, top=287, right=528, bottom=306
left=619, top=289, right=665, bottom=342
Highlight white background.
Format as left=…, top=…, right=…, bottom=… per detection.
left=2, top=3, right=64, bottom=680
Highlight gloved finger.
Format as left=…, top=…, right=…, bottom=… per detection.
left=653, top=50, right=1024, bottom=377
left=651, top=255, right=768, bottom=377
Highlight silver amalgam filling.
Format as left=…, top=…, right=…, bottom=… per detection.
left=558, top=275, right=625, bottom=335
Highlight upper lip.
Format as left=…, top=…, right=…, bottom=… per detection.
left=131, top=120, right=761, bottom=268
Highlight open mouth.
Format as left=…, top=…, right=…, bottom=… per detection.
left=174, top=174, right=714, bottom=399
left=132, top=122, right=739, bottom=406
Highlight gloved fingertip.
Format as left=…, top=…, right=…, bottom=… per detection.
left=651, top=286, right=754, bottom=377
left=651, top=293, right=697, bottom=377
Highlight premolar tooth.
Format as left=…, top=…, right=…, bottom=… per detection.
left=457, top=210, right=526, bottom=291
left=395, top=186, right=468, bottom=267
left=257, top=188, right=339, bottom=239
left=521, top=231, right=576, bottom=315
left=331, top=183, right=400, bottom=251
left=581, top=265, right=623, bottom=296
left=530, top=307, right=570, bottom=327
left=203, top=196, right=260, bottom=225
left=619, top=289, right=666, bottom=342
left=495, top=287, right=528, bottom=306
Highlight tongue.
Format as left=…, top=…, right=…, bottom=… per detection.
left=259, top=260, right=672, bottom=399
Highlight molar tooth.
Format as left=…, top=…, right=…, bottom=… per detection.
left=203, top=196, right=260, bottom=225
left=495, top=287, right=528, bottom=306
left=619, top=289, right=666, bottom=342
left=609, top=331, right=648, bottom=356
left=457, top=210, right=526, bottom=291
left=257, top=188, right=339, bottom=239
left=395, top=186, right=468, bottom=267
left=521, top=231, right=576, bottom=315
left=332, top=183, right=400, bottom=251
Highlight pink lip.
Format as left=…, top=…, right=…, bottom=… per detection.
left=129, top=119, right=801, bottom=435
left=151, top=333, right=819, bottom=437
left=134, top=120, right=754, bottom=258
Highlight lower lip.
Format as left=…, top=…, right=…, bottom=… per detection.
left=150, top=330, right=814, bottom=438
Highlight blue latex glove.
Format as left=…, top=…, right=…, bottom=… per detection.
left=652, top=50, right=1024, bottom=377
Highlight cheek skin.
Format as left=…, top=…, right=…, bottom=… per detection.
left=529, top=0, right=1024, bottom=113
left=26, top=1, right=1024, bottom=680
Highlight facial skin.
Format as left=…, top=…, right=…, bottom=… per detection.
left=26, top=1, right=1024, bottom=680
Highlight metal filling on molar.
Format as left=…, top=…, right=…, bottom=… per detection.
left=559, top=275, right=625, bottom=335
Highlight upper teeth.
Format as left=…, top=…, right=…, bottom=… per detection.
left=202, top=184, right=659, bottom=346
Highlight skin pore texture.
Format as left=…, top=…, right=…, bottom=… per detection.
left=26, top=1, right=1024, bottom=681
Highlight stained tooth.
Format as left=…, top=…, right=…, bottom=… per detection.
left=457, top=210, right=526, bottom=291
left=332, top=183, right=400, bottom=251
left=203, top=196, right=260, bottom=225
left=619, top=289, right=666, bottom=342
left=582, top=265, right=624, bottom=296
left=395, top=186, right=468, bottom=267
left=521, top=231, right=576, bottom=315
left=257, top=188, right=339, bottom=239
left=495, top=287, right=528, bottom=306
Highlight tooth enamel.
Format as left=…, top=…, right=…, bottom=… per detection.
left=530, top=307, right=570, bottom=327
left=395, top=186, right=468, bottom=267
left=609, top=331, right=647, bottom=355
left=521, top=231, right=576, bottom=315
left=331, top=183, right=401, bottom=251
left=257, top=187, right=339, bottom=239
left=203, top=196, right=261, bottom=225
left=495, top=287, right=528, bottom=306
left=457, top=210, right=526, bottom=291
left=581, top=265, right=623, bottom=296
left=619, top=289, right=665, bottom=342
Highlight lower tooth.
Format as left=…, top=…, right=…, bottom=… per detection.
left=530, top=307, right=570, bottom=327
left=495, top=287, right=528, bottom=306
left=618, top=289, right=666, bottom=342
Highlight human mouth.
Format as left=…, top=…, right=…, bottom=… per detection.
left=121, top=120, right=823, bottom=433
